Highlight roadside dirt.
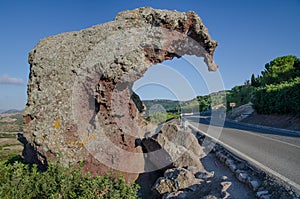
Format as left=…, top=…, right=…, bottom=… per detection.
left=227, top=103, right=300, bottom=131
left=241, top=112, right=300, bottom=131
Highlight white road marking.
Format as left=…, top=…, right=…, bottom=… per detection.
left=188, top=121, right=300, bottom=193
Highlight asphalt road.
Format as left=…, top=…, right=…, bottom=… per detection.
left=185, top=115, right=300, bottom=192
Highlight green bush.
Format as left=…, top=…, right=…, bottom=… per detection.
left=253, top=77, right=300, bottom=115
left=0, top=158, right=140, bottom=199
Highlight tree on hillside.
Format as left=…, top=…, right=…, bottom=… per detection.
left=226, top=84, right=254, bottom=109
left=252, top=55, right=300, bottom=115
left=260, top=55, right=299, bottom=86
left=251, top=74, right=260, bottom=87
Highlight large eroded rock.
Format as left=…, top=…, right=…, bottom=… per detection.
left=142, top=121, right=206, bottom=171
left=23, top=7, right=217, bottom=181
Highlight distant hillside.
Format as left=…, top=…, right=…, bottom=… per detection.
left=1, top=109, right=22, bottom=114
left=142, top=91, right=226, bottom=115
left=0, top=112, right=24, bottom=132
left=143, top=100, right=180, bottom=114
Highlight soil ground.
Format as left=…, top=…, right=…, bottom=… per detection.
left=241, top=112, right=300, bottom=131
left=227, top=103, right=300, bottom=131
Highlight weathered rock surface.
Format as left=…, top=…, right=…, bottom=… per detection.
left=142, top=121, right=205, bottom=171
left=152, top=166, right=232, bottom=199
left=153, top=167, right=201, bottom=195
left=136, top=121, right=208, bottom=199
left=227, top=102, right=254, bottom=121
left=23, top=7, right=217, bottom=181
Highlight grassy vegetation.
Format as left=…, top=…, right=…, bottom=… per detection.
left=0, top=133, right=16, bottom=138
left=0, top=149, right=21, bottom=162
left=0, top=137, right=22, bottom=162
left=0, top=157, right=140, bottom=199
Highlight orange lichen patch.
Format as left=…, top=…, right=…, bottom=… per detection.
left=89, top=133, right=97, bottom=140
left=70, top=138, right=75, bottom=146
left=54, top=118, right=60, bottom=129
left=82, top=139, right=89, bottom=147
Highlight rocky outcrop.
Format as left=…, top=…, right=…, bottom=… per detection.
left=137, top=121, right=233, bottom=199
left=153, top=168, right=201, bottom=195
left=152, top=167, right=232, bottom=199
left=226, top=102, right=254, bottom=121
left=142, top=121, right=205, bottom=171
left=23, top=7, right=217, bottom=181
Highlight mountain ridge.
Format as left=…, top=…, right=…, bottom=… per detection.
left=0, top=109, right=23, bottom=114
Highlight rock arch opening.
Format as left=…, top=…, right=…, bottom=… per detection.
left=132, top=57, right=200, bottom=125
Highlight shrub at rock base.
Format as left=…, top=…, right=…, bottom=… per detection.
left=0, top=157, right=139, bottom=199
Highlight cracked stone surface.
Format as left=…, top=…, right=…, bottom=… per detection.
left=23, top=7, right=218, bottom=182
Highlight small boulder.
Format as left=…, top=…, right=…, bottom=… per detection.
left=237, top=172, right=249, bottom=183
left=249, top=180, right=261, bottom=191
left=153, top=168, right=200, bottom=195
left=195, top=171, right=215, bottom=180
left=256, top=190, right=269, bottom=198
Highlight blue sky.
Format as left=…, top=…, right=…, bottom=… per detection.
left=0, top=0, right=299, bottom=109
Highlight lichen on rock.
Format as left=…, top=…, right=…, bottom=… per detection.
left=23, top=7, right=218, bottom=182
